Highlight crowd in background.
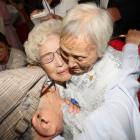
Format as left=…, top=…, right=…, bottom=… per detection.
left=0, top=1, right=140, bottom=140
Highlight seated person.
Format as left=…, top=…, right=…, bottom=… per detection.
left=32, top=30, right=140, bottom=140
left=0, top=32, right=27, bottom=71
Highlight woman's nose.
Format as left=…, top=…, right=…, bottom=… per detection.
left=55, top=54, right=64, bottom=66
left=32, top=112, right=49, bottom=129
left=68, top=56, right=77, bottom=68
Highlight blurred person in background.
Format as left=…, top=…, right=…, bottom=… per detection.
left=30, top=0, right=79, bottom=24
left=0, top=32, right=26, bottom=71
left=0, top=0, right=23, bottom=50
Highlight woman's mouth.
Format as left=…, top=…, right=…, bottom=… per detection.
left=58, top=69, right=69, bottom=75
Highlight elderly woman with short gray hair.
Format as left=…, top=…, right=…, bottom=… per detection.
left=61, top=3, right=113, bottom=58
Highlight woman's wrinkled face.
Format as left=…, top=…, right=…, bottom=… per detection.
left=0, top=42, right=9, bottom=63
left=39, top=34, right=72, bottom=83
left=60, top=35, right=99, bottom=75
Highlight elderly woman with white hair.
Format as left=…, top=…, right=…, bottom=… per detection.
left=58, top=3, right=123, bottom=135
left=24, top=19, right=81, bottom=140
left=0, top=18, right=79, bottom=140
left=32, top=3, right=127, bottom=140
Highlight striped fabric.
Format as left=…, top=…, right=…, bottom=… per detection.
left=0, top=66, right=46, bottom=140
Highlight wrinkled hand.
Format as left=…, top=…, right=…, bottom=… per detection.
left=126, top=29, right=140, bottom=45
left=41, top=85, right=80, bottom=114
left=63, top=99, right=80, bottom=114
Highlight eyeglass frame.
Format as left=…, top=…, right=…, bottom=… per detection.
left=38, top=48, right=61, bottom=65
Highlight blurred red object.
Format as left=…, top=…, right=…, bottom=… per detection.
left=108, top=39, right=125, bottom=51
left=108, top=39, right=140, bottom=54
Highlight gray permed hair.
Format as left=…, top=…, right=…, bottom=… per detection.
left=24, top=19, right=62, bottom=65
left=61, top=3, right=113, bottom=57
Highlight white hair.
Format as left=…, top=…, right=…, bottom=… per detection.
left=24, top=19, right=62, bottom=64
left=61, top=3, right=113, bottom=57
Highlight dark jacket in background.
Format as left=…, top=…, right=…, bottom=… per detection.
left=79, top=0, right=140, bottom=35
left=108, top=0, right=140, bottom=35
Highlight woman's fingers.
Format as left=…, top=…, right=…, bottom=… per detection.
left=64, top=99, right=80, bottom=113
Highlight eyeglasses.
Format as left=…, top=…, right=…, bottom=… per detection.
left=39, top=48, right=61, bottom=65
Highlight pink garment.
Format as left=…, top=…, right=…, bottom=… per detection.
left=0, top=0, right=22, bottom=50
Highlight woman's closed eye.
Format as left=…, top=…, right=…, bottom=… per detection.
left=60, top=50, right=69, bottom=60
left=74, top=56, right=85, bottom=61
